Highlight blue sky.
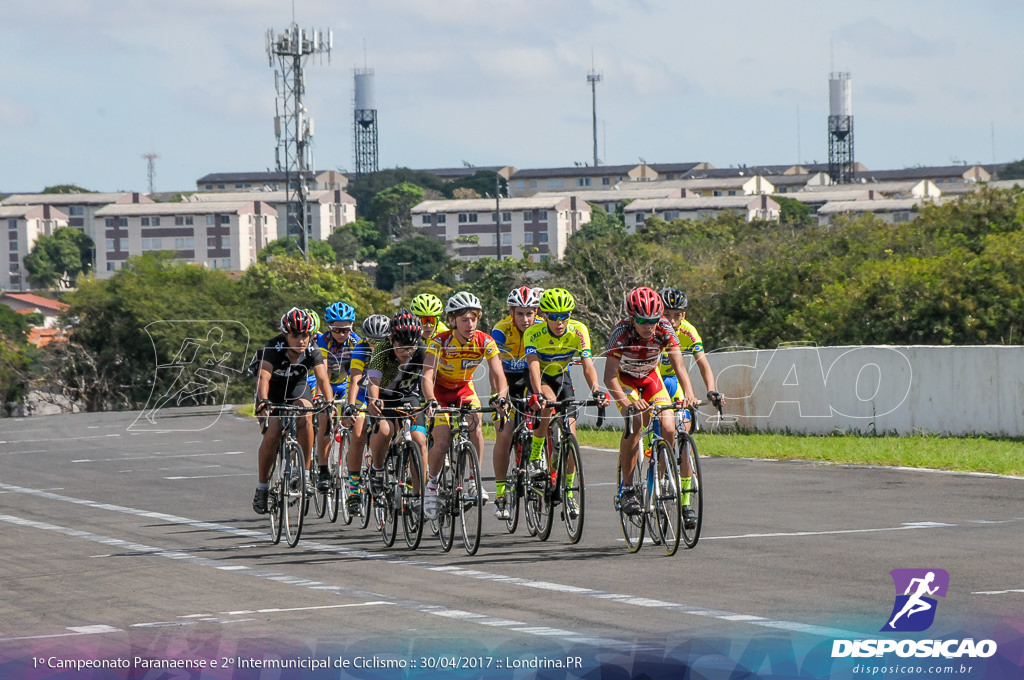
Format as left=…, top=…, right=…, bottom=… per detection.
left=2, top=0, right=1022, bottom=193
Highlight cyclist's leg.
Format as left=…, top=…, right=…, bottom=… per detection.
left=493, top=374, right=525, bottom=510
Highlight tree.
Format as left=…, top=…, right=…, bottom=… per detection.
left=327, top=227, right=361, bottom=263
left=773, top=195, right=815, bottom=228
left=999, top=158, right=1024, bottom=180
left=346, top=168, right=446, bottom=218
left=24, top=227, right=95, bottom=288
left=43, top=184, right=93, bottom=194
left=370, top=182, right=425, bottom=242
left=375, top=236, right=452, bottom=291
left=331, top=218, right=386, bottom=261
left=445, top=170, right=507, bottom=200
left=257, top=237, right=335, bottom=264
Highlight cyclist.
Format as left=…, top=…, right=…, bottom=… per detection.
left=523, top=288, right=609, bottom=518
left=252, top=308, right=333, bottom=514
left=364, top=310, right=429, bottom=494
left=489, top=285, right=543, bottom=520
left=659, top=288, right=723, bottom=432
left=411, top=292, right=450, bottom=341
left=341, top=313, right=390, bottom=516
left=421, top=291, right=508, bottom=520
left=604, top=286, right=697, bottom=522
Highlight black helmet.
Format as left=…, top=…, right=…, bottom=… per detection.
left=659, top=288, right=688, bottom=310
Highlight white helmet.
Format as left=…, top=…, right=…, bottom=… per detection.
left=445, top=291, right=483, bottom=314
left=506, top=285, right=541, bottom=308
left=361, top=314, right=391, bottom=340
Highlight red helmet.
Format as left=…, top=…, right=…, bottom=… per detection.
left=280, top=307, right=315, bottom=335
left=507, top=285, right=541, bottom=308
left=626, top=287, right=664, bottom=318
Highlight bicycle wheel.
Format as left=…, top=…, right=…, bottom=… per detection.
left=378, top=450, right=398, bottom=547
left=535, top=434, right=556, bottom=541
left=504, top=438, right=524, bottom=534
left=267, top=455, right=284, bottom=544
left=560, top=435, right=585, bottom=544
left=677, top=431, right=703, bottom=548
left=358, top=452, right=372, bottom=530
left=651, top=439, right=681, bottom=556
left=455, top=441, right=483, bottom=555
left=437, top=453, right=457, bottom=552
left=325, top=427, right=342, bottom=523
left=617, top=457, right=644, bottom=552
left=400, top=443, right=424, bottom=550
left=311, top=461, right=327, bottom=519
left=336, top=430, right=353, bottom=525
left=283, top=438, right=306, bottom=548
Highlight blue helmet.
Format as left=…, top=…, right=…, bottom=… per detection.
left=324, top=301, right=356, bottom=323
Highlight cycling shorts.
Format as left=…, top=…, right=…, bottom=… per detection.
left=432, top=382, right=480, bottom=428
left=529, top=372, right=578, bottom=419
left=617, top=371, right=671, bottom=412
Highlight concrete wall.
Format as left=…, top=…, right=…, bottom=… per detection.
left=484, top=346, right=1024, bottom=436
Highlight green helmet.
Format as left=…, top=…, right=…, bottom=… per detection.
left=539, top=288, right=575, bottom=314
left=411, top=293, right=444, bottom=317
left=302, top=308, right=322, bottom=334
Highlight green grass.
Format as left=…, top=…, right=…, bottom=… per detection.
left=479, top=424, right=1024, bottom=478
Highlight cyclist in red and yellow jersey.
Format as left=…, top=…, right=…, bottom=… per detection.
left=604, top=287, right=697, bottom=519
left=421, top=291, right=508, bottom=520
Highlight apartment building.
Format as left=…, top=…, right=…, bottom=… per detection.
left=816, top=197, right=952, bottom=226
left=1, top=205, right=68, bottom=291
left=412, top=196, right=591, bottom=262
left=186, top=189, right=356, bottom=242
left=624, top=195, right=780, bottom=231
left=195, top=170, right=349, bottom=192
left=507, top=163, right=713, bottom=197
left=92, top=200, right=277, bottom=277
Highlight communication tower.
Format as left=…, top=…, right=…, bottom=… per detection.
left=353, top=68, right=379, bottom=177
left=587, top=66, right=602, bottom=167
left=266, top=21, right=332, bottom=258
left=828, top=72, right=855, bottom=184
left=142, top=152, right=159, bottom=194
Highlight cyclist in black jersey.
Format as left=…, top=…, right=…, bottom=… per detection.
left=252, top=308, right=333, bottom=514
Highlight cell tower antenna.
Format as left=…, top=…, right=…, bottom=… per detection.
left=827, top=70, right=855, bottom=183
left=587, top=50, right=602, bottom=167
left=353, top=59, right=379, bottom=179
left=266, top=16, right=332, bottom=260
left=142, top=152, right=159, bottom=194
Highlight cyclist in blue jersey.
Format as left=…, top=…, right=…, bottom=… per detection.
left=312, top=301, right=362, bottom=492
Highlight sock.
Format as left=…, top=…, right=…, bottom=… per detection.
left=348, top=474, right=360, bottom=490
left=680, top=476, right=692, bottom=506
left=565, top=472, right=575, bottom=489
left=530, top=435, right=545, bottom=460
left=257, top=482, right=269, bottom=491
left=495, top=480, right=506, bottom=498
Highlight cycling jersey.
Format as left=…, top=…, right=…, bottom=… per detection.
left=606, top=318, right=680, bottom=379
left=523, top=320, right=593, bottom=377
left=257, top=335, right=325, bottom=402
left=425, top=330, right=500, bottom=390
left=366, top=340, right=427, bottom=401
left=316, top=329, right=363, bottom=386
left=659, top=319, right=703, bottom=378
left=490, top=314, right=541, bottom=374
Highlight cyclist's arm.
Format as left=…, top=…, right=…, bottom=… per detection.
left=602, top=355, right=632, bottom=412
left=421, top=352, right=438, bottom=403
left=526, top=353, right=543, bottom=395
left=486, top=352, right=508, bottom=401
left=580, top=355, right=601, bottom=394
left=256, top=361, right=273, bottom=403
left=694, top=349, right=717, bottom=395
left=666, top=345, right=698, bottom=406
left=365, top=373, right=382, bottom=416
left=313, top=361, right=333, bottom=403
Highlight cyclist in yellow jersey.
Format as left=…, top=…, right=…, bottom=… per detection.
left=490, top=286, right=543, bottom=519
left=524, top=288, right=609, bottom=484
left=411, top=292, right=450, bottom=341
left=658, top=288, right=723, bottom=432
left=421, top=291, right=508, bottom=520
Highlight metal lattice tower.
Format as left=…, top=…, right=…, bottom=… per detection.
left=142, top=152, right=159, bottom=194
left=587, top=66, right=602, bottom=167
left=353, top=68, right=379, bottom=177
left=266, top=22, right=332, bottom=258
left=828, top=72, right=855, bottom=184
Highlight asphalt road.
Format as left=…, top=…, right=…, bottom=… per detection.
left=1, top=407, right=1022, bottom=677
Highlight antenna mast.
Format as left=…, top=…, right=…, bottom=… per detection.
left=587, top=52, right=602, bottom=167
left=142, top=152, right=159, bottom=194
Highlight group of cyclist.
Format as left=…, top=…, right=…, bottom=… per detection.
left=251, top=284, right=724, bottom=532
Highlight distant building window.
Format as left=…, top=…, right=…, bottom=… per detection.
left=538, top=232, right=548, bottom=243
left=602, top=177, right=611, bottom=186
left=221, top=215, right=230, bottom=224
left=204, top=184, right=213, bottom=190
left=437, top=214, right=446, bottom=224
left=547, top=179, right=564, bottom=189
left=175, top=237, right=195, bottom=249
left=141, top=217, right=151, bottom=226
left=68, top=206, right=84, bottom=216
left=105, top=218, right=114, bottom=227
left=458, top=213, right=468, bottom=223
left=217, top=184, right=226, bottom=190
left=524, top=232, right=534, bottom=244
left=893, top=211, right=911, bottom=223
left=635, top=214, right=645, bottom=223
left=221, top=258, right=231, bottom=268
left=8, top=219, right=16, bottom=229
left=524, top=211, right=533, bottom=221
left=713, top=190, right=723, bottom=197
left=515, top=180, right=525, bottom=190
left=175, top=216, right=195, bottom=226
left=107, top=262, right=116, bottom=271
left=502, top=233, right=512, bottom=244
left=501, top=212, right=511, bottom=222
left=106, top=238, right=115, bottom=251
left=142, top=237, right=163, bottom=250
left=576, top=178, right=592, bottom=187
left=152, top=217, right=161, bottom=226
left=206, top=216, right=215, bottom=225
left=421, top=215, right=432, bottom=225
left=664, top=211, right=680, bottom=220
left=529, top=180, right=539, bottom=189
left=727, top=190, right=738, bottom=196
left=221, top=236, right=230, bottom=249
left=538, top=210, right=548, bottom=221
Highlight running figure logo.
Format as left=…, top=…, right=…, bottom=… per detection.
left=881, top=568, right=949, bottom=632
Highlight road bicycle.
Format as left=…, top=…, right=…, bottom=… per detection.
left=519, top=397, right=604, bottom=544
left=261, top=401, right=326, bottom=548
left=502, top=397, right=536, bottom=536
left=428, top=403, right=501, bottom=555
left=616, top=402, right=691, bottom=555
left=370, top=401, right=429, bottom=549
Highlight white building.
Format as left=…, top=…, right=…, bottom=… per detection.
left=412, top=196, right=591, bottom=262
left=624, top=195, right=780, bottom=231
left=815, top=197, right=951, bottom=226
left=186, top=189, right=356, bottom=242
left=1, top=205, right=69, bottom=291
left=92, top=200, right=278, bottom=277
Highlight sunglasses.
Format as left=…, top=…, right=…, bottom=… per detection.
left=329, top=325, right=353, bottom=333
left=419, top=316, right=438, bottom=325
left=634, top=316, right=661, bottom=325
left=546, top=312, right=571, bottom=321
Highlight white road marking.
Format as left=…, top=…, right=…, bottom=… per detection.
left=0, top=624, right=122, bottom=642
left=705, top=521, right=956, bottom=540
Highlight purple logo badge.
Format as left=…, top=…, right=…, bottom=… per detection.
left=881, top=568, right=949, bottom=632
